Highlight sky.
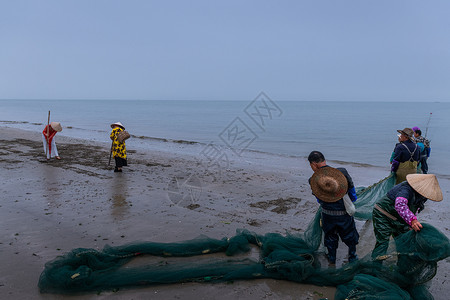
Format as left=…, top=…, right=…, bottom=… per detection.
left=1, top=0, right=449, bottom=101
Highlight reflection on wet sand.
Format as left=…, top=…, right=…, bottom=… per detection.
left=43, top=165, right=62, bottom=205
left=110, top=175, right=129, bottom=220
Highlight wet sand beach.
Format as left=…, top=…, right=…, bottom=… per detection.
left=1, top=127, right=449, bottom=300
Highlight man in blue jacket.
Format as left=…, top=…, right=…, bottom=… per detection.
left=391, top=128, right=420, bottom=184
left=412, top=127, right=431, bottom=174
left=308, top=151, right=359, bottom=265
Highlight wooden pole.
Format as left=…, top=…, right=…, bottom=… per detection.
left=108, top=140, right=114, bottom=166
left=46, top=111, right=50, bottom=159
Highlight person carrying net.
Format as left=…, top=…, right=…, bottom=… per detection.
left=372, top=173, right=443, bottom=260
left=308, top=151, right=359, bottom=265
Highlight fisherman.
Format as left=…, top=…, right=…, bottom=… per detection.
left=308, top=151, right=359, bottom=265
left=390, top=128, right=420, bottom=184
left=412, top=126, right=431, bottom=174
left=110, top=122, right=128, bottom=172
left=372, top=174, right=443, bottom=259
left=42, top=122, right=62, bottom=160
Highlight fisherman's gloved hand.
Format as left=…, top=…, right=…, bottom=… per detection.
left=391, top=160, right=399, bottom=172
left=348, top=187, right=357, bottom=202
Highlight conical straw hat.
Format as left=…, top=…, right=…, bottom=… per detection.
left=50, top=122, right=62, bottom=132
left=310, top=167, right=348, bottom=203
left=110, top=122, right=125, bottom=129
left=406, top=174, right=443, bottom=202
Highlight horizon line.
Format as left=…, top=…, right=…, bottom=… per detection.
left=0, top=98, right=448, bottom=103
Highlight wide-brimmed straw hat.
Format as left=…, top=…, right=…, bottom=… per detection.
left=310, top=167, right=348, bottom=203
left=110, top=122, right=125, bottom=129
left=397, top=128, right=414, bottom=140
left=406, top=174, right=443, bottom=202
left=50, top=122, right=62, bottom=132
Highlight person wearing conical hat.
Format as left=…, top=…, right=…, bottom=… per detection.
left=110, top=122, right=127, bottom=172
left=308, top=151, right=359, bottom=265
left=391, top=128, right=420, bottom=184
left=42, top=122, right=62, bottom=160
left=372, top=174, right=443, bottom=260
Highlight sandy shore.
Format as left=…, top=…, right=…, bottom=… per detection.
left=0, top=127, right=449, bottom=300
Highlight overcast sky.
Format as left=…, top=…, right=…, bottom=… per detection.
left=1, top=0, right=449, bottom=101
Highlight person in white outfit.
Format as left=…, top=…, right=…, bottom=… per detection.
left=42, top=122, right=62, bottom=160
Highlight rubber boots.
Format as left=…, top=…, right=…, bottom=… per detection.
left=348, top=244, right=358, bottom=263
left=327, top=248, right=336, bottom=265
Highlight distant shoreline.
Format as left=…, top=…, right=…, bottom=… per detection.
left=4, top=125, right=449, bottom=180
left=1, top=99, right=449, bottom=176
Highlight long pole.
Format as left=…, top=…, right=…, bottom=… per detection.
left=46, top=111, right=50, bottom=159
left=424, top=112, right=432, bottom=138
left=108, top=140, right=114, bottom=166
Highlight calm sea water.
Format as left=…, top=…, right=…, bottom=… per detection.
left=0, top=99, right=448, bottom=175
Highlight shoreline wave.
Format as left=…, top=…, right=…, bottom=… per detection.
left=1, top=121, right=447, bottom=177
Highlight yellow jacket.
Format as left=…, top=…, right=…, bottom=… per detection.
left=110, top=127, right=127, bottom=159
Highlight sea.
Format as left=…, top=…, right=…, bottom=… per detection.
left=0, top=98, right=449, bottom=176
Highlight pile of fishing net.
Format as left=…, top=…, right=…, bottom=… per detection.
left=38, top=175, right=450, bottom=299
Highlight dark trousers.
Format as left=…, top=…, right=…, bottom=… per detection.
left=114, top=156, right=127, bottom=168
left=419, top=156, right=428, bottom=174
left=322, top=213, right=359, bottom=262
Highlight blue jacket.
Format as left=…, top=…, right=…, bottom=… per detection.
left=391, top=140, right=420, bottom=172
left=379, top=181, right=428, bottom=216
left=414, top=135, right=431, bottom=158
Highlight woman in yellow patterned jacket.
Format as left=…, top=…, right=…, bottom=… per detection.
left=110, top=122, right=127, bottom=172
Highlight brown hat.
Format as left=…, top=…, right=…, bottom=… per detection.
left=310, top=167, right=348, bottom=202
left=50, top=122, right=62, bottom=132
left=406, top=174, right=443, bottom=202
left=397, top=128, right=414, bottom=140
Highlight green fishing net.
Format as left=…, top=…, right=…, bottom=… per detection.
left=38, top=175, right=450, bottom=299
left=354, top=174, right=396, bottom=220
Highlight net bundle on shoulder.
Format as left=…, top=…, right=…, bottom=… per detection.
left=38, top=175, right=450, bottom=299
